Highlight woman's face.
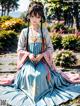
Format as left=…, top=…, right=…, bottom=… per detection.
left=30, top=13, right=41, bottom=26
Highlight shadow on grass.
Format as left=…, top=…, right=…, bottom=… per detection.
left=61, top=65, right=80, bottom=72
left=0, top=50, right=17, bottom=55
left=60, top=96, right=80, bottom=106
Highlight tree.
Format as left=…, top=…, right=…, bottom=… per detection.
left=32, top=0, right=80, bottom=30
left=0, top=0, right=5, bottom=16
left=0, top=0, right=19, bottom=16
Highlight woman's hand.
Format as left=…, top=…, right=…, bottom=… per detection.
left=25, top=51, right=30, bottom=56
left=28, top=53, right=44, bottom=63
left=17, top=50, right=30, bottom=70
left=35, top=54, right=43, bottom=63
left=28, top=53, right=36, bottom=62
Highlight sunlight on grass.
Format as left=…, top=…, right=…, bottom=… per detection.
left=8, top=62, right=16, bottom=65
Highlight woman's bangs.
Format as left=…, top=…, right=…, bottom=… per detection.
left=30, top=7, right=43, bottom=17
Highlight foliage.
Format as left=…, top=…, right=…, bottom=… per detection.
left=53, top=22, right=67, bottom=33
left=75, top=36, right=80, bottom=51
left=0, top=16, right=12, bottom=23
left=51, top=33, right=62, bottom=49
left=47, top=25, right=52, bottom=32
left=62, top=35, right=80, bottom=51
left=1, top=18, right=27, bottom=32
left=0, top=0, right=19, bottom=16
left=51, top=32, right=80, bottom=51
left=0, top=30, right=18, bottom=52
left=47, top=21, right=68, bottom=34
left=66, top=27, right=75, bottom=34
left=54, top=50, right=77, bottom=67
left=33, top=0, right=80, bottom=30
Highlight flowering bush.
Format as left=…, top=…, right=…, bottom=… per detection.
left=47, top=20, right=67, bottom=33
left=75, top=31, right=80, bottom=36
left=54, top=50, right=77, bottom=67
left=53, top=22, right=66, bottom=33
left=0, top=16, right=12, bottom=23
left=1, top=18, right=27, bottom=32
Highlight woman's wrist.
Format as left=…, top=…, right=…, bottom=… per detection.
left=41, top=53, right=44, bottom=57
left=42, top=52, right=45, bottom=57
left=26, top=51, right=30, bottom=56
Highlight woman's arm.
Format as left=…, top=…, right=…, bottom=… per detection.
left=42, top=28, right=57, bottom=71
left=17, top=29, right=29, bottom=70
left=17, top=50, right=29, bottom=70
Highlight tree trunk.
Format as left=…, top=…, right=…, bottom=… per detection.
left=1, top=5, right=4, bottom=16
left=7, top=8, right=10, bottom=16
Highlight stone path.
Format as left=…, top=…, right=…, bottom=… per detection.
left=0, top=53, right=17, bottom=73
left=0, top=51, right=80, bottom=73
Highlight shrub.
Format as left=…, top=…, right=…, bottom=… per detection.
left=62, top=34, right=80, bottom=51
left=54, top=50, right=77, bottom=67
left=66, top=27, right=75, bottom=34
left=0, top=16, right=12, bottom=23
left=47, top=25, right=52, bottom=32
left=75, top=36, right=80, bottom=51
left=1, top=18, right=27, bottom=32
left=53, top=22, right=67, bottom=33
left=54, top=23, right=64, bottom=30
left=0, top=30, right=18, bottom=52
left=51, top=33, right=62, bottom=50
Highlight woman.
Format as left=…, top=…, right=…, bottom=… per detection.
left=0, top=1, right=80, bottom=106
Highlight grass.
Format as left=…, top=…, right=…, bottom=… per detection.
left=8, top=62, right=16, bottom=65
left=0, top=63, right=3, bottom=65
left=61, top=96, right=80, bottom=106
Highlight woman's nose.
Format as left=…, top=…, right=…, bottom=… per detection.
left=33, top=17, right=36, bottom=20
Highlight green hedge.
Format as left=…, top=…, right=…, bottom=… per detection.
left=0, top=30, right=18, bottom=52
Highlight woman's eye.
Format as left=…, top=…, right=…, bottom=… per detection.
left=37, top=16, right=41, bottom=18
left=31, top=16, right=34, bottom=18
left=31, top=15, right=41, bottom=19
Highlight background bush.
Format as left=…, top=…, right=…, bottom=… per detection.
left=54, top=50, right=77, bottom=67
left=53, top=23, right=67, bottom=33
left=62, top=35, right=80, bottom=51
left=0, top=16, right=12, bottom=23
left=51, top=33, right=80, bottom=51
left=0, top=30, right=18, bottom=53
left=51, top=33, right=62, bottom=50
left=46, top=21, right=77, bottom=34
left=66, top=27, right=75, bottom=34
left=1, top=18, right=28, bottom=32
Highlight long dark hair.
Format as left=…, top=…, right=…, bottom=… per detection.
left=26, top=1, right=45, bottom=52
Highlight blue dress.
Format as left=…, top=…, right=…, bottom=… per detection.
left=0, top=28, right=80, bottom=106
